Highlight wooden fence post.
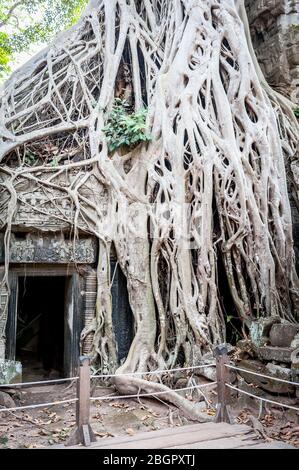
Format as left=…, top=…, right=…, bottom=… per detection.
left=214, top=344, right=233, bottom=424
left=65, top=356, right=96, bottom=447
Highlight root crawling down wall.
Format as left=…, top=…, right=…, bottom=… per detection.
left=0, top=0, right=299, bottom=416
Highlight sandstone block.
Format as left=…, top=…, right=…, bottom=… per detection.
left=257, top=346, right=292, bottom=363
left=0, top=360, right=22, bottom=385
left=269, top=322, right=299, bottom=347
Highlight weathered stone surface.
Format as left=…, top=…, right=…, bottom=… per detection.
left=237, top=375, right=298, bottom=406
left=173, top=371, right=188, bottom=382
left=291, top=347, right=299, bottom=368
left=238, top=359, right=295, bottom=394
left=198, top=351, right=236, bottom=383
left=291, top=333, right=299, bottom=349
left=0, top=268, right=8, bottom=361
left=249, top=317, right=281, bottom=348
left=269, top=322, right=299, bottom=347
left=266, top=363, right=299, bottom=389
left=0, top=360, right=22, bottom=385
left=246, top=0, right=299, bottom=102
left=256, top=346, right=293, bottom=363
left=237, top=377, right=274, bottom=402
left=0, top=171, right=109, bottom=233
left=0, top=233, right=97, bottom=264
left=0, top=391, right=15, bottom=408
left=198, top=352, right=217, bottom=382
left=175, top=378, right=188, bottom=390
left=198, top=365, right=216, bottom=382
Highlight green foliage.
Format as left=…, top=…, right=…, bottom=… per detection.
left=24, top=151, right=37, bottom=165
left=0, top=435, right=8, bottom=446
left=0, top=31, right=12, bottom=77
left=294, top=107, right=299, bottom=118
left=48, top=427, right=71, bottom=444
left=103, top=99, right=152, bottom=153
left=24, top=151, right=59, bottom=166
left=290, top=24, right=299, bottom=32
left=0, top=0, right=88, bottom=78
left=49, top=156, right=59, bottom=167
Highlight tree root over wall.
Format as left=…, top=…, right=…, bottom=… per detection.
left=0, top=0, right=298, bottom=418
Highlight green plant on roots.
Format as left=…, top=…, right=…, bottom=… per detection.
left=49, top=156, right=59, bottom=167
left=24, top=152, right=37, bottom=166
left=103, top=99, right=152, bottom=153
left=294, top=107, right=299, bottom=118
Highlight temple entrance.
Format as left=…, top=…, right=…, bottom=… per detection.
left=16, top=276, right=66, bottom=380
left=6, top=267, right=83, bottom=380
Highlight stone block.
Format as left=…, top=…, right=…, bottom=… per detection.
left=0, top=391, right=15, bottom=408
left=0, top=360, right=22, bottom=385
left=291, top=348, right=299, bottom=369
left=0, top=233, right=98, bottom=264
left=249, top=317, right=280, bottom=348
left=269, top=322, right=299, bottom=347
left=245, top=0, right=299, bottom=102
left=198, top=364, right=216, bottom=382
left=237, top=377, right=298, bottom=409
left=257, top=346, right=293, bottom=363
left=291, top=334, right=299, bottom=349
left=238, top=359, right=294, bottom=394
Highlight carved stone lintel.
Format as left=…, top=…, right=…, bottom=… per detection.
left=0, top=233, right=98, bottom=264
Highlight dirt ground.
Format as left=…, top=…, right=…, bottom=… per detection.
left=0, top=378, right=298, bottom=449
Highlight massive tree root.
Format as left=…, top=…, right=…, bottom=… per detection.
left=0, top=0, right=299, bottom=417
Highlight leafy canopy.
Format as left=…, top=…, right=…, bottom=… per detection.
left=103, top=99, right=152, bottom=153
left=0, top=0, right=88, bottom=78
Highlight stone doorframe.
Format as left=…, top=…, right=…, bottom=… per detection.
left=5, top=264, right=86, bottom=377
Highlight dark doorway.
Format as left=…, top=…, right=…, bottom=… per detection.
left=16, top=276, right=66, bottom=380
left=217, top=253, right=244, bottom=345
left=111, top=262, right=134, bottom=363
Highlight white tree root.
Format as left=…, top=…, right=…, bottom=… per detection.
left=0, top=0, right=298, bottom=419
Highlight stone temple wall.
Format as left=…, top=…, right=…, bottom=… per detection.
left=246, top=1, right=299, bottom=268
left=246, top=0, right=299, bottom=103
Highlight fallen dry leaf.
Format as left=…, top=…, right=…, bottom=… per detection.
left=140, top=415, right=151, bottom=421
left=94, top=431, right=114, bottom=438
left=125, top=428, right=135, bottom=436
left=109, top=402, right=129, bottom=409
left=206, top=409, right=216, bottom=416
left=24, top=443, right=39, bottom=449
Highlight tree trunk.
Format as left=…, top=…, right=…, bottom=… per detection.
left=0, top=0, right=298, bottom=417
